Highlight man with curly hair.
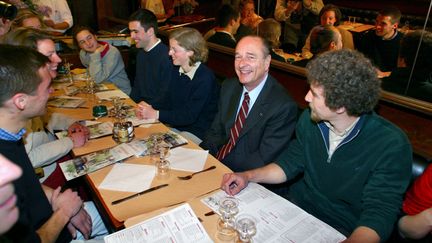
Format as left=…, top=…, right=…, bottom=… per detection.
left=220, top=49, right=412, bottom=242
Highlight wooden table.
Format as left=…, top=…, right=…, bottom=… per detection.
left=48, top=79, right=232, bottom=232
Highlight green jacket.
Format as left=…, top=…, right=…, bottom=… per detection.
left=276, top=109, right=412, bottom=241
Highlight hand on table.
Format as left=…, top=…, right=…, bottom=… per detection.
left=68, top=122, right=89, bottom=147
left=135, top=101, right=158, bottom=120
left=221, top=173, right=249, bottom=196
left=68, top=131, right=88, bottom=148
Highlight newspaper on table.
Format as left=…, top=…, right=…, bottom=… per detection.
left=55, top=121, right=114, bottom=140
left=47, top=96, right=85, bottom=108
left=59, top=143, right=135, bottom=181
left=201, top=182, right=347, bottom=243
left=104, top=203, right=212, bottom=243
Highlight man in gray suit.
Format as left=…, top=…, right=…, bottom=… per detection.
left=201, top=35, right=297, bottom=172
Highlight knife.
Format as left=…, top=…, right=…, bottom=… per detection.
left=111, top=184, right=169, bottom=205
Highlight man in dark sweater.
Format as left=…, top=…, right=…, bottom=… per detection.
left=221, top=49, right=412, bottom=242
left=0, top=45, right=106, bottom=242
left=358, top=7, right=403, bottom=73
left=128, top=9, right=173, bottom=109
left=207, top=4, right=241, bottom=48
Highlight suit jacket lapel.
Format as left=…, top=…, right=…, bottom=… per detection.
left=238, top=76, right=274, bottom=139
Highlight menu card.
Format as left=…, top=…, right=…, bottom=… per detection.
left=104, top=203, right=212, bottom=243
left=55, top=121, right=114, bottom=140
left=59, top=143, right=135, bottom=181
left=201, top=183, right=347, bottom=243
left=47, top=96, right=85, bottom=108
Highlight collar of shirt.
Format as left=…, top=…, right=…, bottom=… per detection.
left=146, top=38, right=161, bottom=52
left=325, top=117, right=360, bottom=157
left=237, top=73, right=268, bottom=115
left=324, top=117, right=360, bottom=137
left=98, top=41, right=110, bottom=58
left=215, top=30, right=236, bottom=42
left=0, top=128, right=26, bottom=141
left=179, top=62, right=201, bottom=80
left=381, top=30, right=399, bottom=41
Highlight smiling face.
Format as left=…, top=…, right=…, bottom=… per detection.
left=25, top=65, right=53, bottom=118
left=168, top=38, right=193, bottom=69
left=21, top=16, right=42, bottom=29
left=129, top=21, right=153, bottom=50
left=76, top=30, right=99, bottom=53
left=234, top=36, right=271, bottom=91
left=0, top=153, right=22, bottom=234
left=241, top=2, right=255, bottom=19
left=36, top=39, right=62, bottom=78
left=375, top=15, right=397, bottom=39
left=320, top=10, right=336, bottom=26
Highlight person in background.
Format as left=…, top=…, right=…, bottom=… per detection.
left=257, top=18, right=286, bottom=62
left=11, top=8, right=43, bottom=29
left=357, top=6, right=403, bottom=75
left=140, top=0, right=174, bottom=21
left=201, top=36, right=297, bottom=172
left=0, top=44, right=107, bottom=243
left=221, top=49, right=412, bottom=242
left=235, top=0, right=263, bottom=40
left=293, top=25, right=343, bottom=67
left=206, top=4, right=240, bottom=48
left=1, top=28, right=89, bottom=183
left=398, top=162, right=432, bottom=241
left=0, top=153, right=22, bottom=235
left=33, top=0, right=73, bottom=35
left=301, top=4, right=354, bottom=59
left=136, top=27, right=219, bottom=143
left=382, top=30, right=432, bottom=102
left=128, top=8, right=173, bottom=109
left=0, top=0, right=17, bottom=37
left=73, top=26, right=131, bottom=95
left=275, top=0, right=324, bottom=52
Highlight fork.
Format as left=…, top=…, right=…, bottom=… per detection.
left=177, top=165, right=217, bottom=180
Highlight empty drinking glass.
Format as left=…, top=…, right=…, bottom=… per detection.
left=217, top=197, right=239, bottom=242
left=236, top=214, right=257, bottom=242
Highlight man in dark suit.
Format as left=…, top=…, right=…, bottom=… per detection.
left=207, top=4, right=241, bottom=48
left=201, top=35, right=297, bottom=172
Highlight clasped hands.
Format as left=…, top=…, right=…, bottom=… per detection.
left=67, top=122, right=90, bottom=148
left=135, top=101, right=158, bottom=120
left=51, top=187, right=92, bottom=239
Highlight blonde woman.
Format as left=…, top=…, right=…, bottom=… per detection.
left=136, top=27, right=219, bottom=142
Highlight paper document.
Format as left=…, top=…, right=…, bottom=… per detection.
left=47, top=96, right=85, bottom=108
left=95, top=89, right=129, bottom=100
left=59, top=143, right=135, bottom=181
left=98, top=163, right=156, bottom=192
left=104, top=203, right=212, bottom=243
left=169, top=147, right=208, bottom=172
left=201, top=183, right=346, bottom=243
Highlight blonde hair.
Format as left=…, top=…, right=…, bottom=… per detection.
left=12, top=8, right=43, bottom=29
left=169, top=27, right=208, bottom=65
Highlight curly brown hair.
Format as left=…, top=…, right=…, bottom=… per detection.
left=306, top=49, right=381, bottom=116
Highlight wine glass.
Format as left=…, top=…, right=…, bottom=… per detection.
left=235, top=214, right=257, bottom=242
left=216, top=197, right=239, bottom=242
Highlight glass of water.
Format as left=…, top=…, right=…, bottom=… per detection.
left=236, top=214, right=257, bottom=242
